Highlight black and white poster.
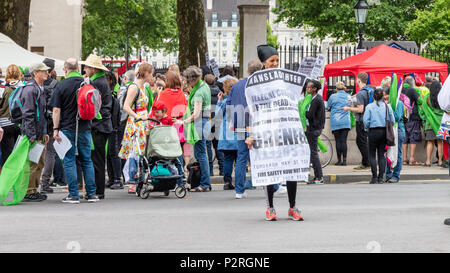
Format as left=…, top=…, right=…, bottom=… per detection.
left=245, top=68, right=311, bottom=186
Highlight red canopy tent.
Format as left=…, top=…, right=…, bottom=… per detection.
left=323, top=44, right=448, bottom=99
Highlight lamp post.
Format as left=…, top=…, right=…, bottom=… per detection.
left=125, top=15, right=130, bottom=70
left=354, top=0, right=369, bottom=49
left=218, top=30, right=222, bottom=65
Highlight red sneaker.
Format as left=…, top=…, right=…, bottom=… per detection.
left=288, top=207, right=304, bottom=221
left=265, top=208, right=277, bottom=221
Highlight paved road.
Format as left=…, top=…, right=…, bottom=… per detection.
left=1, top=180, right=450, bottom=253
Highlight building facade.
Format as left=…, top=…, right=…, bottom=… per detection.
left=28, top=0, right=83, bottom=60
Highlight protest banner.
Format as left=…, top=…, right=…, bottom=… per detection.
left=298, top=54, right=325, bottom=80
left=245, top=68, right=311, bottom=186
left=209, top=58, right=220, bottom=78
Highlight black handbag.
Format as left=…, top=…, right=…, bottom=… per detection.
left=385, top=102, right=395, bottom=146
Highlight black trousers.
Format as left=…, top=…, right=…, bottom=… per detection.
left=332, top=128, right=350, bottom=161
left=107, top=129, right=122, bottom=183
left=368, top=127, right=387, bottom=179
left=356, top=121, right=370, bottom=166
left=92, top=130, right=110, bottom=196
left=265, top=182, right=297, bottom=208
left=306, top=129, right=323, bottom=179
left=1, top=124, right=21, bottom=166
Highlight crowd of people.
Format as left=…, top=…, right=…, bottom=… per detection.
left=0, top=44, right=449, bottom=224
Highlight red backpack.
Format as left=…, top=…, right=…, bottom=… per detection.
left=77, top=82, right=102, bottom=120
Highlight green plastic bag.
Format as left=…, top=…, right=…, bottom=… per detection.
left=0, top=136, right=32, bottom=206
left=298, top=94, right=328, bottom=153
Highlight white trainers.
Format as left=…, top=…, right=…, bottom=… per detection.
left=274, top=185, right=287, bottom=196
left=235, top=192, right=248, bottom=199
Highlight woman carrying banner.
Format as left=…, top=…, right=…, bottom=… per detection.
left=245, top=45, right=304, bottom=221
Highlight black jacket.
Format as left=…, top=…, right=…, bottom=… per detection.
left=91, top=76, right=113, bottom=134
left=306, top=94, right=325, bottom=132
left=20, top=79, right=47, bottom=141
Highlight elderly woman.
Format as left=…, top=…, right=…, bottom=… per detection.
left=327, top=81, right=351, bottom=166
left=216, top=78, right=239, bottom=190
left=175, top=66, right=211, bottom=192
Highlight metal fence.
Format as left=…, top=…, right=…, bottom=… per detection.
left=277, top=45, right=450, bottom=97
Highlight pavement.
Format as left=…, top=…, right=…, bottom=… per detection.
left=1, top=180, right=450, bottom=253
left=209, top=164, right=450, bottom=184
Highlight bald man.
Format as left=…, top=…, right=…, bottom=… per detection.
left=51, top=58, right=99, bottom=203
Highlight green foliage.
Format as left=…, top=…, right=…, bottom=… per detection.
left=406, top=0, right=450, bottom=51
left=234, top=21, right=280, bottom=52
left=273, top=0, right=433, bottom=44
left=82, top=0, right=178, bottom=59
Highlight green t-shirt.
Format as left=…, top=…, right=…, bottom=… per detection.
left=192, top=83, right=211, bottom=114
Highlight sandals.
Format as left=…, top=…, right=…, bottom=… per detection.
left=409, top=161, right=423, bottom=166
left=189, top=186, right=211, bottom=192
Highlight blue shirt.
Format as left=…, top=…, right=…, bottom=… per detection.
left=363, top=100, right=395, bottom=130
left=394, top=101, right=405, bottom=133
left=327, top=90, right=351, bottom=131
left=215, top=97, right=238, bottom=151
left=226, top=78, right=249, bottom=133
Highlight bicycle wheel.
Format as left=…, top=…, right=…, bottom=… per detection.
left=318, top=133, right=333, bottom=168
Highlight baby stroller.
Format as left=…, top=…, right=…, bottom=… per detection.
left=133, top=118, right=187, bottom=199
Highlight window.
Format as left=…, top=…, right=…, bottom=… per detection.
left=212, top=50, right=217, bottom=58
left=152, top=61, right=158, bottom=68
left=212, top=41, right=217, bottom=48
left=222, top=51, right=227, bottom=58
left=205, top=20, right=208, bottom=27
left=232, top=12, right=237, bottom=21
left=207, top=0, right=213, bottom=10
left=222, top=32, right=227, bottom=38
left=222, top=41, right=227, bottom=48
left=233, top=52, right=237, bottom=58
left=221, top=20, right=228, bottom=27
left=212, top=12, right=217, bottom=20
left=212, top=21, right=218, bottom=28
left=232, top=21, right=238, bottom=27
left=212, top=32, right=217, bottom=37
left=163, top=52, right=167, bottom=57
left=162, top=61, right=168, bottom=68
left=153, top=51, right=157, bottom=57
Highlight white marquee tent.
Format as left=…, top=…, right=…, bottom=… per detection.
left=0, top=33, right=64, bottom=76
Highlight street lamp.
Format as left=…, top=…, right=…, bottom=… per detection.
left=354, top=0, right=369, bottom=49
left=218, top=30, right=222, bottom=65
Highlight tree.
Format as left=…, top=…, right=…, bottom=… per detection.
left=176, top=0, right=208, bottom=71
left=406, top=0, right=450, bottom=51
left=0, top=0, right=31, bottom=49
left=234, top=21, right=280, bottom=52
left=273, top=0, right=433, bottom=44
left=82, top=0, right=177, bottom=59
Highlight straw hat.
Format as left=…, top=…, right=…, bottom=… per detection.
left=80, top=54, right=109, bottom=71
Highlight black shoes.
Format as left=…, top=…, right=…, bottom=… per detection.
left=41, top=184, right=54, bottom=193
left=110, top=183, right=124, bottom=190
left=62, top=195, right=80, bottom=204
left=86, top=195, right=100, bottom=202
left=106, top=181, right=115, bottom=188
left=223, top=182, right=235, bottom=190
left=444, top=218, right=450, bottom=226
left=23, top=192, right=47, bottom=202
left=370, top=178, right=377, bottom=184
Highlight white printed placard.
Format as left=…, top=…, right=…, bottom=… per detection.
left=245, top=68, right=311, bottom=186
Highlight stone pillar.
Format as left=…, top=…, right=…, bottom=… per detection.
left=238, top=0, right=269, bottom=78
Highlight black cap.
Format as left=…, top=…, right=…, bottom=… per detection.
left=257, top=45, right=278, bottom=63
left=43, top=58, right=55, bottom=71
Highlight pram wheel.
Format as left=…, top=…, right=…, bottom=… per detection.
left=164, top=191, right=170, bottom=196
left=140, top=187, right=150, bottom=199
left=175, top=186, right=187, bottom=199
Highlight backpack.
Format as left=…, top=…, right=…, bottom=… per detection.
left=8, top=83, right=41, bottom=125
left=118, top=83, right=140, bottom=125
left=361, top=86, right=374, bottom=104
left=110, top=96, right=121, bottom=130
left=186, top=162, right=201, bottom=189
left=76, top=82, right=102, bottom=120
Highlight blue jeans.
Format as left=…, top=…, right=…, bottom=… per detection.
left=386, top=130, right=405, bottom=181
left=194, top=118, right=211, bottom=189
left=62, top=130, right=96, bottom=198
left=235, top=139, right=249, bottom=194
left=128, top=157, right=138, bottom=184
left=222, top=150, right=237, bottom=183
left=176, top=155, right=184, bottom=186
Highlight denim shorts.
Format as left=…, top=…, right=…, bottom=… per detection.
left=405, top=120, right=422, bottom=144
